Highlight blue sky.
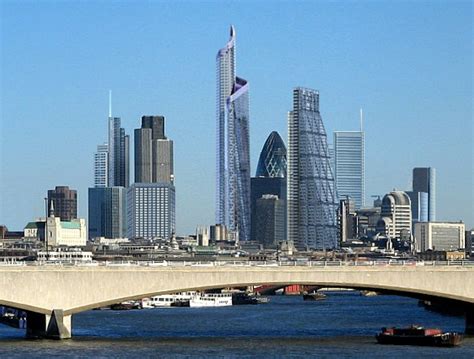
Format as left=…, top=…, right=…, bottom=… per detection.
left=1, top=0, right=472, bottom=233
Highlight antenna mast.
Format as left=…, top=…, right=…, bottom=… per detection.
left=109, top=90, right=112, bottom=118
left=359, top=108, right=363, bottom=132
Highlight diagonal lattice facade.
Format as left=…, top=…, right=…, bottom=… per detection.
left=216, top=26, right=251, bottom=241
left=287, top=87, right=338, bottom=250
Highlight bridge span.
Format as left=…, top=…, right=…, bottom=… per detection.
left=0, top=261, right=473, bottom=339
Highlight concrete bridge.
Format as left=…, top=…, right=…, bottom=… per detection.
left=0, top=261, right=473, bottom=339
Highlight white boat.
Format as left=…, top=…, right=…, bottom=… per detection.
left=146, top=292, right=195, bottom=307
left=189, top=293, right=233, bottom=308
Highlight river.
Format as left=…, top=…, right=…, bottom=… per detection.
left=0, top=292, right=473, bottom=358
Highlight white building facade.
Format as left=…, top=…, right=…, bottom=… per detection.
left=414, top=222, right=465, bottom=252
left=377, top=191, right=412, bottom=239
left=127, top=183, right=176, bottom=239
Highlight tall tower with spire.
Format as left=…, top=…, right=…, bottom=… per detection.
left=215, top=26, right=251, bottom=241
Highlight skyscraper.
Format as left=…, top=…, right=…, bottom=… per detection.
left=334, top=129, right=365, bottom=209
left=406, top=190, right=428, bottom=223
left=135, top=116, right=174, bottom=184
left=216, top=26, right=251, bottom=242
left=412, top=167, right=436, bottom=221
left=251, top=131, right=287, bottom=242
left=88, top=187, right=127, bottom=239
left=47, top=186, right=77, bottom=221
left=94, top=144, right=108, bottom=188
left=287, top=87, right=338, bottom=250
left=108, top=116, right=129, bottom=187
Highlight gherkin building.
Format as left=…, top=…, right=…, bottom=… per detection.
left=256, top=131, right=287, bottom=178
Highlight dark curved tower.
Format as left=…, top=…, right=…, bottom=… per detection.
left=256, top=131, right=287, bottom=178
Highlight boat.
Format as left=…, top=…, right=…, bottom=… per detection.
left=302, top=292, right=327, bottom=301
left=189, top=293, right=233, bottom=307
left=146, top=292, right=195, bottom=307
left=375, top=325, right=463, bottom=347
left=232, top=292, right=269, bottom=305
left=110, top=301, right=137, bottom=310
left=170, top=299, right=190, bottom=307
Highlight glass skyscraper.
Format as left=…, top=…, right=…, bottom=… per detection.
left=412, top=167, right=436, bottom=221
left=251, top=131, right=287, bottom=243
left=216, top=26, right=251, bottom=242
left=334, top=131, right=365, bottom=209
left=287, top=87, right=338, bottom=250
left=108, top=116, right=129, bottom=187
left=88, top=187, right=127, bottom=239
left=94, top=144, right=108, bottom=188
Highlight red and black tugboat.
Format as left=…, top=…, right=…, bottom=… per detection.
left=376, top=325, right=463, bottom=347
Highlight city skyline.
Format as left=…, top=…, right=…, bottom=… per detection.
left=1, top=2, right=472, bottom=233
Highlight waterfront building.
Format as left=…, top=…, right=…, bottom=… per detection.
left=406, top=191, right=428, bottom=224
left=215, top=26, right=251, bottom=242
left=376, top=191, right=412, bottom=239
left=47, top=186, right=77, bottom=222
left=88, top=187, right=127, bottom=239
left=94, top=144, right=108, bottom=188
left=466, top=229, right=474, bottom=256
left=209, top=224, right=228, bottom=242
left=355, top=207, right=381, bottom=237
left=134, top=116, right=174, bottom=184
left=251, top=131, right=287, bottom=242
left=196, top=226, right=210, bottom=246
left=45, top=216, right=87, bottom=247
left=108, top=116, right=130, bottom=187
left=127, top=183, right=175, bottom=240
left=287, top=87, right=338, bottom=250
left=412, top=167, right=436, bottom=221
left=414, top=221, right=465, bottom=252
left=255, top=195, right=285, bottom=248
left=334, top=130, right=365, bottom=209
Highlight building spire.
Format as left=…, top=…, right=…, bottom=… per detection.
left=49, top=200, right=55, bottom=218
left=359, top=108, right=363, bottom=132
left=109, top=90, right=112, bottom=118
left=230, top=25, right=235, bottom=39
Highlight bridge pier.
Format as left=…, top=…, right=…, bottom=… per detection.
left=466, top=307, right=474, bottom=336
left=26, top=310, right=71, bottom=339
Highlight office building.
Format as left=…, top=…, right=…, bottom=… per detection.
left=376, top=191, right=412, bottom=239
left=108, top=116, right=129, bottom=187
left=251, top=131, right=287, bottom=241
left=215, top=26, right=251, bottom=242
left=255, top=195, right=285, bottom=248
left=412, top=167, right=436, bottom=221
left=135, top=116, right=174, bottom=184
left=406, top=191, right=428, bottom=223
left=334, top=130, right=365, bottom=209
left=414, top=222, right=465, bottom=252
left=153, top=139, right=174, bottom=184
left=88, top=187, right=127, bottom=239
left=47, top=186, right=77, bottom=221
left=338, top=198, right=358, bottom=243
left=127, top=183, right=175, bottom=240
left=94, top=144, right=108, bottom=188
left=287, top=87, right=338, bottom=250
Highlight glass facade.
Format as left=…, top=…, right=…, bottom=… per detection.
left=412, top=167, right=436, bottom=221
left=334, top=131, right=365, bottom=209
left=94, top=144, right=108, bottom=188
left=256, top=131, right=287, bottom=178
left=287, top=88, right=338, bottom=250
left=88, top=186, right=127, bottom=239
left=108, top=117, right=129, bottom=187
left=216, top=26, right=251, bottom=242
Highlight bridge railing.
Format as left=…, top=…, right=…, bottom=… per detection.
left=1, top=259, right=474, bottom=268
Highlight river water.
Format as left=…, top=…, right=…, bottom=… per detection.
left=0, top=292, right=473, bottom=358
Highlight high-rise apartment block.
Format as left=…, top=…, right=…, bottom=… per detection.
left=216, top=26, right=251, bottom=242
left=94, top=144, right=108, bottom=188
left=88, top=187, right=127, bottom=239
left=334, top=130, right=365, bottom=209
left=127, top=183, right=175, bottom=239
left=412, top=167, right=436, bottom=221
left=108, top=116, right=129, bottom=187
left=287, top=87, right=338, bottom=250
left=47, top=186, right=77, bottom=221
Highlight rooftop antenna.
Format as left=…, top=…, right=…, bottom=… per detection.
left=109, top=90, right=112, bottom=118
left=359, top=108, right=363, bottom=132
